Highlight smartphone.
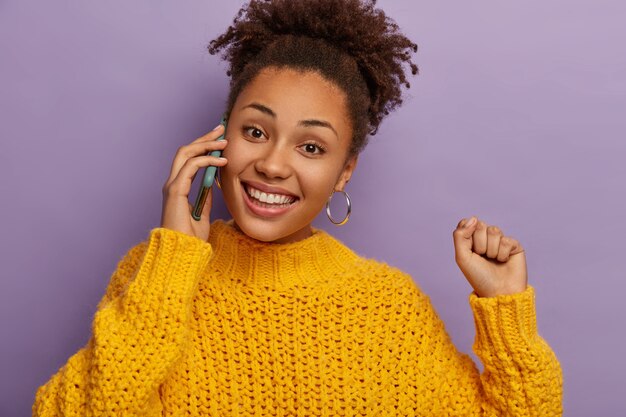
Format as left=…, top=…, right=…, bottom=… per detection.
left=191, top=116, right=227, bottom=221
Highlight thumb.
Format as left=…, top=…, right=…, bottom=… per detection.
left=453, top=216, right=478, bottom=263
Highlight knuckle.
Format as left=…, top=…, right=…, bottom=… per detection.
left=487, top=225, right=501, bottom=235
left=167, top=181, right=183, bottom=194
left=180, top=156, right=198, bottom=169
left=175, top=145, right=189, bottom=157
left=472, top=242, right=486, bottom=253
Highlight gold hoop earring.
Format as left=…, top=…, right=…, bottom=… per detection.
left=326, top=190, right=351, bottom=226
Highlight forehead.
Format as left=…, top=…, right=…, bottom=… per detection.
left=234, top=67, right=352, bottom=131
left=244, top=66, right=345, bottom=99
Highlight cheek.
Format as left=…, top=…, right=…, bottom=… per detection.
left=222, top=140, right=252, bottom=177
left=299, top=163, right=340, bottom=201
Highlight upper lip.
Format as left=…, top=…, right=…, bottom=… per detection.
left=242, top=180, right=299, bottom=198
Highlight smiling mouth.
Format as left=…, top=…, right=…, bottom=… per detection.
left=242, top=183, right=299, bottom=209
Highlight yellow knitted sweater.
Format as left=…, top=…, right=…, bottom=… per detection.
left=33, top=220, right=562, bottom=416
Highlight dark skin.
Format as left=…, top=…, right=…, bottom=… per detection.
left=160, top=67, right=527, bottom=297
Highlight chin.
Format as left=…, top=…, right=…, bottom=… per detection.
left=232, top=216, right=311, bottom=244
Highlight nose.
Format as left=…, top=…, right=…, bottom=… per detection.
left=254, top=143, right=293, bottom=180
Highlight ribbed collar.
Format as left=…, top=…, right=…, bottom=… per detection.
left=207, top=219, right=359, bottom=290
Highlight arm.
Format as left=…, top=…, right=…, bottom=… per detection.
left=32, top=227, right=212, bottom=417
left=438, top=217, right=562, bottom=414
left=405, top=282, right=562, bottom=416
left=468, top=286, right=563, bottom=416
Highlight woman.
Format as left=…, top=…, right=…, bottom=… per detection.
left=33, top=0, right=562, bottom=415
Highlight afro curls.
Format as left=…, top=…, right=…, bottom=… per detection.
left=208, top=0, right=418, bottom=155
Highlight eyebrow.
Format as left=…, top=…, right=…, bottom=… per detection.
left=240, top=102, right=338, bottom=139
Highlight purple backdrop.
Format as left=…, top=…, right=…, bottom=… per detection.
left=2, top=1, right=625, bottom=415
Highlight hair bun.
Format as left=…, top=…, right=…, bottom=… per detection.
left=209, top=0, right=418, bottom=153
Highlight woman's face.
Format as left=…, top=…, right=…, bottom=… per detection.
left=220, top=67, right=358, bottom=243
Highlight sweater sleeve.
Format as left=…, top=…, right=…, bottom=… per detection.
left=468, top=286, right=563, bottom=416
left=406, top=282, right=563, bottom=416
left=32, top=227, right=213, bottom=417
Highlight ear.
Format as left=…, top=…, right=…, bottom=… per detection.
left=334, top=155, right=359, bottom=192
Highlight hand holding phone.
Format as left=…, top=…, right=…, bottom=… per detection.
left=192, top=117, right=227, bottom=221
left=160, top=116, right=228, bottom=240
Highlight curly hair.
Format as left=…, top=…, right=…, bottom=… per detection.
left=208, top=0, right=418, bottom=156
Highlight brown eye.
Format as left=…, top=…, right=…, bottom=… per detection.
left=300, top=143, right=325, bottom=155
left=243, top=126, right=265, bottom=139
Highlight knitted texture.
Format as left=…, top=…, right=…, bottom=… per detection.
left=33, top=220, right=562, bottom=416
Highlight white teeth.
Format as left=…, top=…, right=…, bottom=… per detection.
left=246, top=184, right=295, bottom=205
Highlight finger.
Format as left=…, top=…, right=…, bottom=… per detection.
left=165, top=138, right=228, bottom=187
left=453, top=216, right=479, bottom=263
left=166, top=124, right=225, bottom=185
left=472, top=220, right=489, bottom=255
left=509, top=238, right=525, bottom=256
left=486, top=225, right=502, bottom=259
left=167, top=155, right=228, bottom=198
left=190, top=123, right=224, bottom=144
left=496, top=236, right=524, bottom=262
left=455, top=216, right=478, bottom=231
left=496, top=236, right=513, bottom=262
left=186, top=141, right=228, bottom=184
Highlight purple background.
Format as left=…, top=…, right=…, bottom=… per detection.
left=2, top=1, right=625, bottom=415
